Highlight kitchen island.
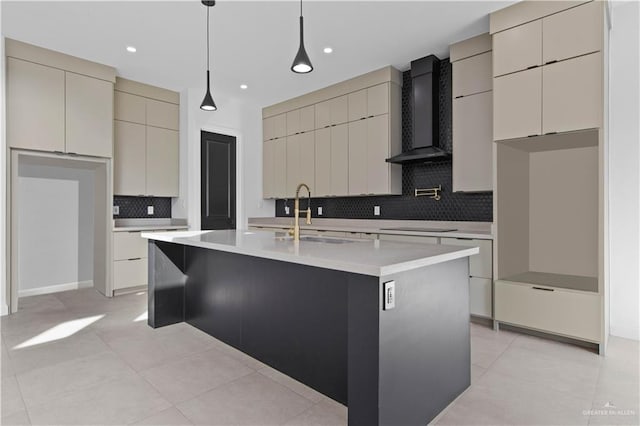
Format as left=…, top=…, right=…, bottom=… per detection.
left=142, top=229, right=478, bottom=426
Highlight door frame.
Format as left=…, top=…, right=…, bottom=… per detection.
left=8, top=149, right=113, bottom=313
left=190, top=125, right=243, bottom=231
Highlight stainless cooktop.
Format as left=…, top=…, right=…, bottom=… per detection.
left=379, top=227, right=458, bottom=233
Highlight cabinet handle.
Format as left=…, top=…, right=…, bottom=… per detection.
left=526, top=65, right=539, bottom=70
left=67, top=152, right=77, bottom=156
left=360, top=117, right=367, bottom=120
left=53, top=150, right=64, bottom=155
left=455, top=95, right=464, bottom=99
left=545, top=132, right=558, bottom=135
left=527, top=134, right=539, bottom=138
left=545, top=60, right=558, bottom=65
left=456, top=238, right=473, bottom=241
left=324, top=125, right=331, bottom=128
left=128, top=257, right=142, bottom=261
left=532, top=286, right=554, bottom=292
left=368, top=115, right=374, bottom=118
left=127, top=231, right=139, bottom=233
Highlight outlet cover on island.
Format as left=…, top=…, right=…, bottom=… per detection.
left=285, top=206, right=290, bottom=215
left=318, top=207, right=323, bottom=216
left=113, top=205, right=119, bottom=215
left=374, top=206, right=381, bottom=216
left=147, top=206, right=154, bottom=215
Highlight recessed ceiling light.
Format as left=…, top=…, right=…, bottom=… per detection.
left=323, top=47, right=333, bottom=54
left=240, top=84, right=248, bottom=90
left=126, top=46, right=137, bottom=53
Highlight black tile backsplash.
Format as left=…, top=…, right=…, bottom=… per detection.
left=113, top=196, right=172, bottom=219
left=276, top=60, right=493, bottom=222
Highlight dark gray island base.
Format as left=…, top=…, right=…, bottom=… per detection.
left=148, top=239, right=470, bottom=426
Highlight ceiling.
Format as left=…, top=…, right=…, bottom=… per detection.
left=2, top=1, right=515, bottom=108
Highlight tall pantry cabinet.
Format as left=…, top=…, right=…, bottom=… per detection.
left=490, top=0, right=610, bottom=353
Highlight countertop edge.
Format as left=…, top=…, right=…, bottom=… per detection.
left=114, top=225, right=189, bottom=232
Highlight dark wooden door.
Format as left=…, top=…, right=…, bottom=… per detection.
left=201, top=131, right=236, bottom=230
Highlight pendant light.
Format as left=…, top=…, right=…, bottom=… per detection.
left=200, top=0, right=217, bottom=111
left=291, top=0, right=313, bottom=74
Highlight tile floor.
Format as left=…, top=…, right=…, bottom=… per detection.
left=1, top=288, right=638, bottom=425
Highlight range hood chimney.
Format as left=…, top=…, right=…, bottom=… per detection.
left=386, top=54, right=450, bottom=164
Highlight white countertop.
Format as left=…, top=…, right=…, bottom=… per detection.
left=114, top=225, right=189, bottom=232
left=248, top=218, right=493, bottom=240
left=142, top=229, right=479, bottom=277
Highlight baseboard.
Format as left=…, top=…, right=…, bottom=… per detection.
left=18, top=280, right=93, bottom=298
left=1, top=303, right=8, bottom=316
left=610, top=324, right=640, bottom=341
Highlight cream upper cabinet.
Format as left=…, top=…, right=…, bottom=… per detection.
left=286, top=135, right=301, bottom=197
left=114, top=121, right=146, bottom=196
left=264, top=114, right=287, bottom=140
left=348, top=89, right=368, bottom=121
left=367, top=83, right=389, bottom=117
left=147, top=99, right=179, bottom=131
left=7, top=58, right=65, bottom=152
left=314, top=128, right=331, bottom=197
left=115, top=91, right=146, bottom=124
left=263, top=140, right=276, bottom=198
left=263, top=118, right=273, bottom=141
left=65, top=72, right=113, bottom=158
left=542, top=1, right=602, bottom=64
left=543, top=52, right=602, bottom=134
left=330, top=124, right=349, bottom=197
left=299, top=105, right=315, bottom=133
left=493, top=19, right=542, bottom=76
left=348, top=120, right=368, bottom=195
left=452, top=52, right=492, bottom=97
left=285, top=132, right=315, bottom=197
left=493, top=67, right=542, bottom=140
left=316, top=95, right=349, bottom=128
left=366, top=114, right=391, bottom=195
left=146, top=127, right=179, bottom=197
left=453, top=92, right=493, bottom=191
left=286, top=109, right=301, bottom=136
left=262, top=138, right=287, bottom=199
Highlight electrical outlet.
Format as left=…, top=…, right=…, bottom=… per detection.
left=318, top=207, right=323, bottom=216
left=147, top=206, right=154, bottom=215
left=374, top=206, right=381, bottom=216
left=113, top=205, right=119, bottom=215
left=285, top=206, right=290, bottom=215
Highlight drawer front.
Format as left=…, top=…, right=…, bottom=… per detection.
left=113, top=258, right=148, bottom=290
left=470, top=277, right=492, bottom=318
left=441, top=238, right=492, bottom=279
left=495, top=280, right=601, bottom=342
left=379, top=234, right=438, bottom=244
left=113, top=232, right=147, bottom=260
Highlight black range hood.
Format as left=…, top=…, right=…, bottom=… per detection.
left=386, top=55, right=450, bottom=164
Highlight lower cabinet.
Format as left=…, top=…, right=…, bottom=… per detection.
left=495, top=279, right=601, bottom=342
left=470, top=277, right=492, bottom=318
left=379, top=234, right=438, bottom=244
left=112, top=231, right=148, bottom=293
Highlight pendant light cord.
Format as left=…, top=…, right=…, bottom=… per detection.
left=206, top=6, right=210, bottom=70
left=300, top=0, right=302, bottom=17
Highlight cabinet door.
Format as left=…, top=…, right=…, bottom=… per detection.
left=113, top=231, right=147, bottom=260
left=272, top=113, right=287, bottom=139
left=366, top=114, right=390, bottom=195
left=315, top=100, right=331, bottom=129
left=314, top=128, right=331, bottom=197
left=493, top=20, right=542, bottom=76
left=348, top=89, right=368, bottom=121
left=348, top=120, right=368, bottom=195
left=7, top=58, right=65, bottom=152
left=114, top=121, right=146, bottom=196
left=113, top=258, right=148, bottom=289
left=286, top=135, right=301, bottom=197
left=300, top=105, right=315, bottom=133
left=263, top=117, right=274, bottom=141
left=262, top=140, right=275, bottom=198
left=65, top=72, right=114, bottom=157
left=367, top=83, right=389, bottom=116
left=453, top=91, right=493, bottom=192
left=273, top=138, right=288, bottom=198
left=440, top=238, right=493, bottom=278
left=493, top=67, right=542, bottom=140
left=470, top=277, right=492, bottom=318
left=286, top=109, right=301, bottom=136
left=146, top=127, right=179, bottom=196
left=543, top=1, right=601, bottom=64
left=330, top=95, right=349, bottom=126
left=146, top=99, right=179, bottom=130
left=330, top=124, right=349, bottom=196
left=299, top=132, right=315, bottom=192
left=453, top=52, right=492, bottom=98
left=542, top=52, right=602, bottom=134
left=115, top=91, right=146, bottom=124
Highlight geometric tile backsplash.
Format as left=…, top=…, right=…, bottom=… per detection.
left=113, top=196, right=172, bottom=219
left=276, top=60, right=494, bottom=222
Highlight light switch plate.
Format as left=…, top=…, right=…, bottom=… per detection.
left=374, top=206, right=381, bottom=216
left=318, top=207, right=323, bottom=216
left=383, top=281, right=395, bottom=310
left=147, top=206, right=154, bottom=215
left=113, top=205, right=119, bottom=215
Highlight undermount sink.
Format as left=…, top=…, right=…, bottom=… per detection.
left=275, top=235, right=355, bottom=244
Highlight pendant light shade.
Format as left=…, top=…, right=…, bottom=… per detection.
left=200, top=0, right=217, bottom=111
left=291, top=0, right=313, bottom=74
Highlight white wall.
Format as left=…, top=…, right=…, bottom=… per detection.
left=1, top=35, right=8, bottom=313
left=609, top=0, right=640, bottom=341
left=17, top=163, right=95, bottom=295
left=178, top=88, right=273, bottom=230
